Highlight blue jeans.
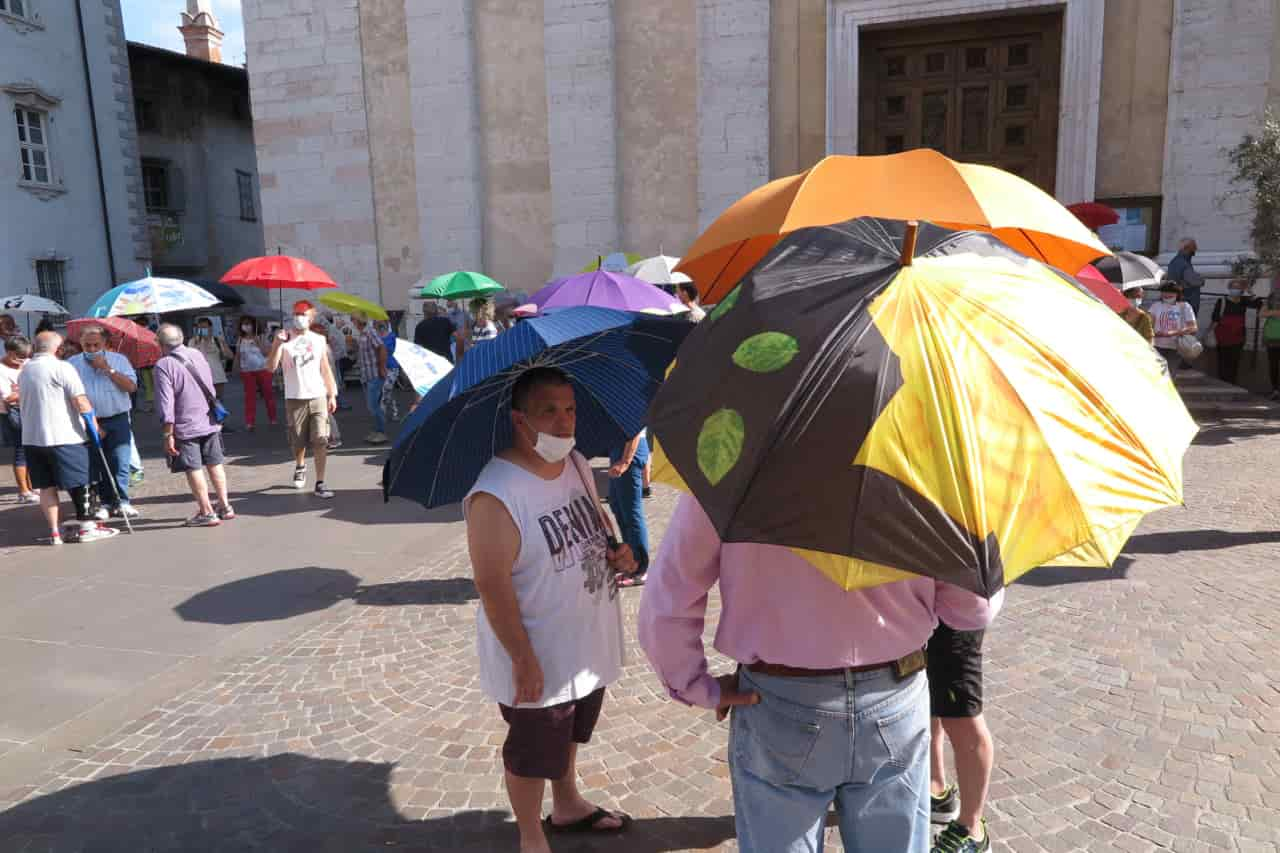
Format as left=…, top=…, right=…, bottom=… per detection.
left=89, top=412, right=132, bottom=506
left=607, top=455, right=650, bottom=573
left=729, top=667, right=930, bottom=853
left=364, top=378, right=386, bottom=433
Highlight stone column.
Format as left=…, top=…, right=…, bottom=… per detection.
left=696, top=0, right=771, bottom=230
left=543, top=0, right=620, bottom=277
left=407, top=0, right=484, bottom=278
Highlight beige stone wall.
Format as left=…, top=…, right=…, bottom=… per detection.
left=475, top=0, right=553, bottom=296
left=1095, top=0, right=1173, bottom=199
left=616, top=0, right=699, bottom=258
left=242, top=0, right=379, bottom=306
left=770, top=0, right=826, bottom=179
left=358, top=0, right=421, bottom=311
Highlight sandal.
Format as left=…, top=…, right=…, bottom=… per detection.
left=544, top=807, right=631, bottom=835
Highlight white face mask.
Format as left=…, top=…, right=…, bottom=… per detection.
left=1129, top=297, right=1142, bottom=309
left=1162, top=295, right=1177, bottom=304
left=520, top=419, right=575, bottom=463
left=292, top=314, right=311, bottom=331
left=241, top=324, right=254, bottom=333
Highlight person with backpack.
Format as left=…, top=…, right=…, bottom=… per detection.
left=1208, top=280, right=1262, bottom=385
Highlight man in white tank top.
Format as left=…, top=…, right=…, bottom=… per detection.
left=267, top=300, right=338, bottom=498
left=464, top=367, right=638, bottom=851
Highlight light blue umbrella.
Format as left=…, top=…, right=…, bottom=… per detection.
left=88, top=273, right=220, bottom=318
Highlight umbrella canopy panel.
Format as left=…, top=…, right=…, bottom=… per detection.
left=384, top=307, right=691, bottom=509
left=89, top=277, right=220, bottom=318
left=415, top=271, right=505, bottom=302
left=676, top=149, right=1110, bottom=304
left=0, top=294, right=69, bottom=314
left=531, top=271, right=687, bottom=314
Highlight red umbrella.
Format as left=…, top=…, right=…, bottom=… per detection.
left=1074, top=263, right=1129, bottom=313
left=1066, top=202, right=1119, bottom=231
left=66, top=316, right=162, bottom=369
left=220, top=254, right=339, bottom=316
left=220, top=255, right=338, bottom=290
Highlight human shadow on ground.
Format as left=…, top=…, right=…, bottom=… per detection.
left=0, top=754, right=735, bottom=852
left=1122, top=529, right=1280, bottom=555
left=1192, top=422, right=1279, bottom=447
left=1015, top=556, right=1134, bottom=587
left=174, top=567, right=478, bottom=625
left=188, top=487, right=461, bottom=526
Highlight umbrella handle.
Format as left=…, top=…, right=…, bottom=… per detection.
left=900, top=221, right=919, bottom=266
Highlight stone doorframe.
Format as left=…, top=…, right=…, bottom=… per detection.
left=826, top=0, right=1104, bottom=204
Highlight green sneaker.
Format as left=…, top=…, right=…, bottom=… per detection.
left=930, top=785, right=959, bottom=824
left=931, top=819, right=990, bottom=853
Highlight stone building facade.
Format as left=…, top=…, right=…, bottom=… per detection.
left=0, top=0, right=149, bottom=317
left=240, top=0, right=1280, bottom=316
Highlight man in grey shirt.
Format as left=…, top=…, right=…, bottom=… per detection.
left=18, top=331, right=114, bottom=544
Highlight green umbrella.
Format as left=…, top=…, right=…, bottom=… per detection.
left=415, top=271, right=504, bottom=301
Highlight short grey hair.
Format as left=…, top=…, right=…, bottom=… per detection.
left=158, top=323, right=184, bottom=348
left=33, top=331, right=62, bottom=354
left=78, top=323, right=108, bottom=343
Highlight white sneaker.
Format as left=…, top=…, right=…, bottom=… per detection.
left=292, top=466, right=307, bottom=490
left=93, top=507, right=110, bottom=521
left=19, top=492, right=40, bottom=505
left=76, top=523, right=120, bottom=543
left=368, top=432, right=388, bottom=445
left=110, top=503, right=141, bottom=519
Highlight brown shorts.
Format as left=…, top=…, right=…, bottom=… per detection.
left=285, top=398, right=330, bottom=451
left=498, top=687, right=605, bottom=779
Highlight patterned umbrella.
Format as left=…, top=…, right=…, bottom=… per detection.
left=88, top=275, right=219, bottom=318
left=650, top=217, right=1195, bottom=596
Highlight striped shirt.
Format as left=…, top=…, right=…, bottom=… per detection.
left=70, top=351, right=136, bottom=418
left=356, top=325, right=385, bottom=383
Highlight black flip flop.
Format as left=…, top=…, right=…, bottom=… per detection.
left=544, top=807, right=632, bottom=835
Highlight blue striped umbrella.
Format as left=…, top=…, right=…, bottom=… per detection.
left=384, top=306, right=691, bottom=509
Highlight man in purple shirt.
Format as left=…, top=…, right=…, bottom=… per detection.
left=154, top=325, right=232, bottom=527
left=639, top=495, right=1002, bottom=853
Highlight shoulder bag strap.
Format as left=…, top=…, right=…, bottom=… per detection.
left=168, top=351, right=219, bottom=410
left=568, top=451, right=620, bottom=547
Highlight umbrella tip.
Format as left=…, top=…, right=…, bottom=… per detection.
left=900, top=221, right=919, bottom=267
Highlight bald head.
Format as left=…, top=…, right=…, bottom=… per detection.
left=33, top=331, right=62, bottom=354
left=158, top=324, right=184, bottom=349
left=1180, top=238, right=1197, bottom=254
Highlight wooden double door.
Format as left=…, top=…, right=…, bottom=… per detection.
left=858, top=12, right=1063, bottom=194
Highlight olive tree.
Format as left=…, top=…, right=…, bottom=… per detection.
left=1228, top=110, right=1280, bottom=280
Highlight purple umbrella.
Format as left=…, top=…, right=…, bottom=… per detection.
left=530, top=271, right=688, bottom=315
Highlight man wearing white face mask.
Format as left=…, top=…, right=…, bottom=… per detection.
left=464, top=367, right=639, bottom=852
left=267, top=300, right=338, bottom=498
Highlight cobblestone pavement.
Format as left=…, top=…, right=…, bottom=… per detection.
left=1, top=410, right=1279, bottom=852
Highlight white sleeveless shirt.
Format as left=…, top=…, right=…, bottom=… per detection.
left=465, top=453, right=625, bottom=707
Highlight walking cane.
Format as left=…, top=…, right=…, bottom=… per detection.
left=82, top=413, right=134, bottom=535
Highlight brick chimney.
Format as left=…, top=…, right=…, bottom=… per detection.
left=179, top=0, right=223, bottom=63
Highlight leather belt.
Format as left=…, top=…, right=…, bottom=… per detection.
left=746, top=648, right=927, bottom=681
left=746, top=660, right=891, bottom=678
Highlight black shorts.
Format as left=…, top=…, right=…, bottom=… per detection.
left=25, top=443, right=90, bottom=491
left=1, top=416, right=25, bottom=466
left=498, top=688, right=605, bottom=779
left=927, top=623, right=985, bottom=718
left=169, top=431, right=225, bottom=474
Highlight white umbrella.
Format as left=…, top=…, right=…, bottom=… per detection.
left=0, top=293, right=69, bottom=314
left=393, top=338, right=453, bottom=397
left=626, top=255, right=692, bottom=286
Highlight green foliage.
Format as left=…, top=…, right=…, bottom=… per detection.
left=1228, top=110, right=1280, bottom=279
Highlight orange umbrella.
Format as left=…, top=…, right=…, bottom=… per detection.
left=677, top=149, right=1111, bottom=304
